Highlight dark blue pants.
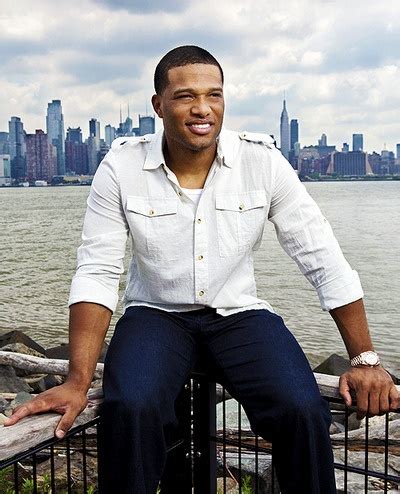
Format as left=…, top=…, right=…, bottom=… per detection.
left=98, top=307, right=336, bottom=494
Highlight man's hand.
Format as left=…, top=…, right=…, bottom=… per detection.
left=3, top=382, right=88, bottom=438
left=339, top=366, right=400, bottom=419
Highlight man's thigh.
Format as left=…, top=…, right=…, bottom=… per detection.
left=103, top=306, right=197, bottom=407
left=203, top=310, right=324, bottom=432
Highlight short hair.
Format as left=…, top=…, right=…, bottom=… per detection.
left=154, top=45, right=224, bottom=95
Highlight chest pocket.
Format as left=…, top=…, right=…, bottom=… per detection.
left=215, top=191, right=267, bottom=257
left=126, top=196, right=179, bottom=261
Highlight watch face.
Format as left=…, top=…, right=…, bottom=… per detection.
left=364, top=352, right=379, bottom=365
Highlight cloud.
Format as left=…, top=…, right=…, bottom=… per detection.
left=95, top=0, right=187, bottom=13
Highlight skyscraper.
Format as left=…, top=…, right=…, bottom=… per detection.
left=105, top=125, right=116, bottom=147
left=66, top=127, right=88, bottom=174
left=280, top=99, right=290, bottom=160
left=318, top=134, right=327, bottom=147
left=139, top=115, right=155, bottom=136
left=0, top=132, right=9, bottom=154
left=290, top=119, right=298, bottom=151
left=8, top=116, right=26, bottom=180
left=396, top=144, right=400, bottom=160
left=89, top=118, right=101, bottom=139
left=87, top=119, right=101, bottom=174
left=26, top=130, right=57, bottom=182
left=46, top=100, right=65, bottom=175
left=66, top=127, right=83, bottom=144
left=352, top=133, right=363, bottom=152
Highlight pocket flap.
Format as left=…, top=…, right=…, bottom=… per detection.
left=126, top=196, right=178, bottom=217
left=216, top=191, right=267, bottom=212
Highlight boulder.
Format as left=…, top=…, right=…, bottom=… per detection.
left=0, top=365, right=32, bottom=393
left=313, top=354, right=350, bottom=376
left=0, top=396, right=10, bottom=413
left=0, top=330, right=46, bottom=355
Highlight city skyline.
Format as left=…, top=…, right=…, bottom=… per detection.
left=0, top=0, right=399, bottom=152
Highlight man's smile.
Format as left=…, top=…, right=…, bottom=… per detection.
left=186, top=122, right=214, bottom=135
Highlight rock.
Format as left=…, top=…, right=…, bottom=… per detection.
left=0, top=413, right=9, bottom=425
left=0, top=365, right=32, bottom=393
left=46, top=341, right=109, bottom=363
left=0, top=330, right=46, bottom=355
left=0, top=396, right=10, bottom=413
left=1, top=342, right=45, bottom=358
left=216, top=477, right=238, bottom=493
left=330, top=421, right=345, bottom=434
left=13, top=391, right=33, bottom=406
left=217, top=398, right=251, bottom=431
left=313, top=354, right=350, bottom=376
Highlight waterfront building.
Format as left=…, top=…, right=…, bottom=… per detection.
left=139, top=115, right=155, bottom=136
left=352, top=133, right=363, bottom=152
left=26, top=130, right=57, bottom=182
left=46, top=100, right=65, bottom=175
left=279, top=99, right=290, bottom=160
left=0, top=132, right=9, bottom=154
left=327, top=151, right=372, bottom=176
left=8, top=116, right=26, bottom=181
left=0, top=154, right=11, bottom=186
left=87, top=119, right=101, bottom=174
left=105, top=125, right=116, bottom=147
left=66, top=127, right=83, bottom=144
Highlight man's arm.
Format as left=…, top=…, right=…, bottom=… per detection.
left=4, top=302, right=111, bottom=437
left=330, top=298, right=399, bottom=418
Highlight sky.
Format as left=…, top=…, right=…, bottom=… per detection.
left=1, top=0, right=399, bottom=153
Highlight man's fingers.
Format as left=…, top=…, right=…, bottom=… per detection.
left=56, top=409, right=80, bottom=439
left=4, top=398, right=50, bottom=426
left=339, top=376, right=352, bottom=407
left=355, top=389, right=368, bottom=420
left=389, top=385, right=400, bottom=411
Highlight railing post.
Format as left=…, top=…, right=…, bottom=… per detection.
left=160, top=379, right=193, bottom=493
left=193, top=375, right=217, bottom=494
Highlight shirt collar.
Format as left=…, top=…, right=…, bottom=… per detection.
left=142, top=127, right=236, bottom=170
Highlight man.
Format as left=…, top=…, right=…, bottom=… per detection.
left=5, top=46, right=399, bottom=493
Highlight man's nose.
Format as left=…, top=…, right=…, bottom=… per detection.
left=191, top=97, right=211, bottom=116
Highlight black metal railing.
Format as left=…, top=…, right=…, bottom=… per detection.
left=1, top=372, right=399, bottom=493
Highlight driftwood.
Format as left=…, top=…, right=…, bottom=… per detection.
left=0, top=351, right=104, bottom=379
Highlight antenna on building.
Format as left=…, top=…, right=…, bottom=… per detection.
left=127, top=103, right=130, bottom=119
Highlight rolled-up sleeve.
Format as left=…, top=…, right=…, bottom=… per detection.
left=268, top=149, right=363, bottom=311
left=68, top=151, right=129, bottom=312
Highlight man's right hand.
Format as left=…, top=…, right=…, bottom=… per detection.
left=3, top=382, right=88, bottom=438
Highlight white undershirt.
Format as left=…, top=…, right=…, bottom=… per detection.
left=181, top=187, right=203, bottom=207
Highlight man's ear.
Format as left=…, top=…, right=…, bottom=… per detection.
left=151, top=94, right=163, bottom=118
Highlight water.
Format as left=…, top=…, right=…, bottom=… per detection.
left=1, top=181, right=399, bottom=375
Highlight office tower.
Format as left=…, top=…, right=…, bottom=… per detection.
left=342, top=143, right=349, bottom=152
left=318, top=134, right=327, bottom=147
left=46, top=100, right=65, bottom=175
left=327, top=151, right=372, bottom=176
left=105, top=125, right=116, bottom=147
left=8, top=116, right=26, bottom=180
left=26, top=130, right=57, bottom=182
left=396, top=144, right=400, bottom=160
left=280, top=99, right=290, bottom=160
left=89, top=118, right=101, bottom=139
left=0, top=132, right=9, bottom=154
left=66, top=127, right=83, bottom=144
left=0, top=154, right=11, bottom=185
left=139, top=115, right=155, bottom=136
left=352, top=133, right=363, bottom=152
left=290, top=119, right=298, bottom=151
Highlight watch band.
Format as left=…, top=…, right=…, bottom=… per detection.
left=350, top=351, right=380, bottom=367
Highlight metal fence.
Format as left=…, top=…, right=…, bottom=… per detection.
left=1, top=372, right=399, bottom=493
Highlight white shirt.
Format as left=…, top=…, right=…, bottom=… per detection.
left=68, top=128, right=363, bottom=316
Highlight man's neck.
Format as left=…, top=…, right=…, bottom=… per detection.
left=163, top=142, right=217, bottom=189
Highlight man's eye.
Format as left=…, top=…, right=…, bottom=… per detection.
left=210, top=93, right=223, bottom=98
left=177, top=94, right=192, bottom=99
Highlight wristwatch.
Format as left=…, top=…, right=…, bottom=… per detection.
left=350, top=351, right=380, bottom=367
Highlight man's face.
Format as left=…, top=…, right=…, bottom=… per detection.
left=152, top=63, right=224, bottom=154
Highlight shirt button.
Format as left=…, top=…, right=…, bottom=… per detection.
left=197, top=255, right=204, bottom=261
left=149, top=209, right=155, bottom=215
left=197, top=218, right=202, bottom=223
left=178, top=191, right=183, bottom=196
left=198, top=290, right=205, bottom=297
left=239, top=203, right=245, bottom=211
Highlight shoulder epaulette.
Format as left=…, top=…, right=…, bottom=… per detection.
left=111, top=135, right=152, bottom=151
left=239, top=131, right=276, bottom=149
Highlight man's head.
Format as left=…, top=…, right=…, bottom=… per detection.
left=154, top=45, right=224, bottom=95
left=152, top=46, right=225, bottom=156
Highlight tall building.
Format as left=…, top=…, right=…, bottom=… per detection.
left=352, top=133, right=363, bottom=152
left=0, top=132, right=9, bottom=154
left=139, top=115, right=155, bottom=136
left=327, top=151, right=372, bottom=176
left=89, top=118, right=100, bottom=139
left=0, top=154, right=11, bottom=186
left=26, top=130, right=57, bottom=182
left=66, top=127, right=83, bottom=144
left=8, top=116, right=26, bottom=180
left=46, top=100, right=65, bottom=175
left=280, top=99, right=290, bottom=160
left=290, top=119, right=298, bottom=151
left=396, top=144, right=400, bottom=160
left=342, top=143, right=349, bottom=152
left=87, top=119, right=101, bottom=174
left=66, top=128, right=88, bottom=174
left=318, top=134, right=327, bottom=147
left=105, top=125, right=116, bottom=147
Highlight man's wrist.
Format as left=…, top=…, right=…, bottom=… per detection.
left=350, top=350, right=380, bottom=367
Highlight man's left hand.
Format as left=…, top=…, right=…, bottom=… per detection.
left=339, top=366, right=399, bottom=419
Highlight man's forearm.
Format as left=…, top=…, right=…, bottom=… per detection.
left=66, top=302, right=112, bottom=393
left=329, top=298, right=374, bottom=359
